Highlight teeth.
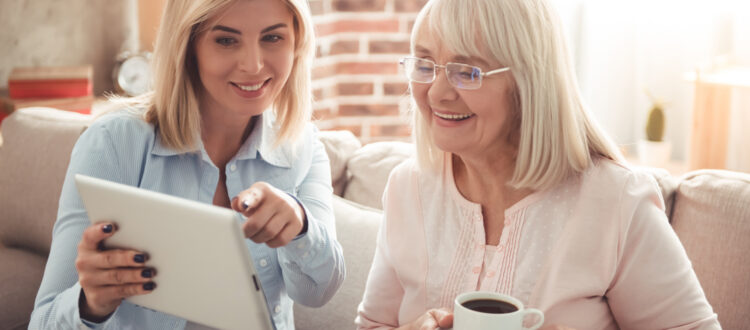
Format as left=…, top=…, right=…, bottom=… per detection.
left=434, top=112, right=472, bottom=120
left=237, top=81, right=264, bottom=91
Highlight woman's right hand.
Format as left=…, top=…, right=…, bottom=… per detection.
left=396, top=308, right=453, bottom=330
left=75, top=222, right=156, bottom=322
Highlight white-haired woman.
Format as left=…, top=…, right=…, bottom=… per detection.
left=30, top=0, right=344, bottom=329
left=356, top=0, right=718, bottom=329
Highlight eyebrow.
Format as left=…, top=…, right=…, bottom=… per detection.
left=414, top=45, right=431, bottom=55
left=211, top=23, right=288, bottom=35
left=454, top=55, right=489, bottom=67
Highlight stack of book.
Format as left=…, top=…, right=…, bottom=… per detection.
left=7, top=65, right=94, bottom=115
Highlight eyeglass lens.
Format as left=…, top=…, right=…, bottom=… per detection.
left=404, top=58, right=483, bottom=89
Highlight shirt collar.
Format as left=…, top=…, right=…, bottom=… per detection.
left=151, top=112, right=293, bottom=168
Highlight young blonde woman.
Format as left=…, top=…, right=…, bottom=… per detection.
left=356, top=0, right=719, bottom=329
left=30, top=0, right=344, bottom=329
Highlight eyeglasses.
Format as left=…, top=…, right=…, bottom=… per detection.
left=399, top=57, right=510, bottom=90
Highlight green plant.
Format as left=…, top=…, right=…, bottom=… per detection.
left=645, top=90, right=665, bottom=142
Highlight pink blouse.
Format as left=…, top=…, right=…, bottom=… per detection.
left=356, top=157, right=720, bottom=329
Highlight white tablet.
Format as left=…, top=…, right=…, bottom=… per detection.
left=75, top=174, right=273, bottom=330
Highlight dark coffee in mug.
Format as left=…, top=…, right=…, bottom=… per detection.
left=461, top=299, right=519, bottom=314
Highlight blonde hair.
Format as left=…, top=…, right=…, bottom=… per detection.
left=126, top=0, right=315, bottom=151
left=411, top=0, right=623, bottom=191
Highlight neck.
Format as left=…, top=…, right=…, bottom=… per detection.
left=199, top=98, right=256, bottom=168
left=452, top=144, right=532, bottom=207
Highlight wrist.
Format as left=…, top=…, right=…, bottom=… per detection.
left=78, top=289, right=114, bottom=323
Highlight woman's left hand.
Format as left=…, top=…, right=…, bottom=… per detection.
left=232, top=182, right=306, bottom=248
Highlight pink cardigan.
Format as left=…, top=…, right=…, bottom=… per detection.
left=356, top=157, right=719, bottom=329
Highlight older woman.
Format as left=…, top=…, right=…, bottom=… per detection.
left=356, top=0, right=719, bottom=329
left=30, top=0, right=344, bottom=329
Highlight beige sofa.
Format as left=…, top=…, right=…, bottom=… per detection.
left=1, top=108, right=748, bottom=329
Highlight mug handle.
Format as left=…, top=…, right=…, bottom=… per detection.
left=521, top=308, right=545, bottom=330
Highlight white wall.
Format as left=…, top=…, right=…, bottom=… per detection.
left=554, top=0, right=749, bottom=163
left=0, top=0, right=139, bottom=95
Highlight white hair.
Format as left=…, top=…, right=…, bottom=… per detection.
left=410, top=0, right=623, bottom=190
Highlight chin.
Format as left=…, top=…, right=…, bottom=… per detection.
left=432, top=134, right=467, bottom=154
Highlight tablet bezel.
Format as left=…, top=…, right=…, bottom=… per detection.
left=75, top=174, right=273, bottom=330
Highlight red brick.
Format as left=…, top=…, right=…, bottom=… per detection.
left=370, top=123, right=412, bottom=137
left=369, top=40, right=410, bottom=54
left=316, top=19, right=400, bottom=36
left=405, top=18, right=417, bottom=33
left=394, top=0, right=428, bottom=12
left=312, top=64, right=335, bottom=79
left=336, top=62, right=399, bottom=75
left=331, top=124, right=363, bottom=137
left=332, top=0, right=386, bottom=12
left=313, top=88, right=325, bottom=100
left=384, top=82, right=409, bottom=95
left=330, top=40, right=359, bottom=55
left=309, top=0, right=325, bottom=15
left=336, top=82, right=374, bottom=96
left=312, top=108, right=333, bottom=120
left=339, top=104, right=400, bottom=116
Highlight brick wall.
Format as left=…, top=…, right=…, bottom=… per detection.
left=310, top=0, right=427, bottom=143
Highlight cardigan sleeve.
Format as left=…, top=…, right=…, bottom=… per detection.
left=355, top=164, right=413, bottom=329
left=606, top=171, right=720, bottom=329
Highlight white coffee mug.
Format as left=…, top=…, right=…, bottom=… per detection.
left=453, top=291, right=544, bottom=330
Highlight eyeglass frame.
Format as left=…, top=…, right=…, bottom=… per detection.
left=399, top=56, right=511, bottom=90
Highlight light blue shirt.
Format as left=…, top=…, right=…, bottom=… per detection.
left=29, top=110, right=345, bottom=329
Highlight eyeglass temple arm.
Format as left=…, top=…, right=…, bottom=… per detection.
left=483, top=67, right=511, bottom=76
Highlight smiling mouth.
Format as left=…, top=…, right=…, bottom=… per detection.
left=433, top=112, right=474, bottom=121
left=232, top=79, right=269, bottom=91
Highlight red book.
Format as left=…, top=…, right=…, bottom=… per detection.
left=8, top=66, right=93, bottom=99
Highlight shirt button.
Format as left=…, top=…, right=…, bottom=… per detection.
left=259, top=258, right=268, bottom=267
left=486, top=271, right=496, bottom=278
left=472, top=266, right=481, bottom=274
left=230, top=164, right=237, bottom=171
left=274, top=305, right=281, bottom=314
left=297, top=242, right=306, bottom=249
left=302, top=252, right=310, bottom=258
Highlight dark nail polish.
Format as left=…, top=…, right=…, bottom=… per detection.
left=141, top=269, right=153, bottom=278
left=241, top=200, right=250, bottom=210
left=143, top=282, right=155, bottom=291
left=102, top=224, right=113, bottom=233
left=134, top=254, right=145, bottom=263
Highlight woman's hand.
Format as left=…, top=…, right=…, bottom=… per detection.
left=232, top=182, right=307, bottom=248
left=75, top=223, right=156, bottom=322
left=396, top=308, right=453, bottom=330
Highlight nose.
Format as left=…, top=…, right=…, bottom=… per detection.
left=238, top=44, right=263, bottom=73
left=427, top=67, right=459, bottom=104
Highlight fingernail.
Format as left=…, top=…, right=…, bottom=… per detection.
left=134, top=254, right=145, bottom=263
left=102, top=224, right=113, bottom=233
left=143, top=282, right=155, bottom=291
left=241, top=199, right=250, bottom=210
left=141, top=269, right=153, bottom=278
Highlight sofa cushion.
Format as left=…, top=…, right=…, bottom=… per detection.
left=670, top=169, right=750, bottom=330
left=317, top=130, right=362, bottom=196
left=343, top=141, right=413, bottom=209
left=0, top=248, right=47, bottom=330
left=294, top=196, right=382, bottom=330
left=0, top=108, right=90, bottom=255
